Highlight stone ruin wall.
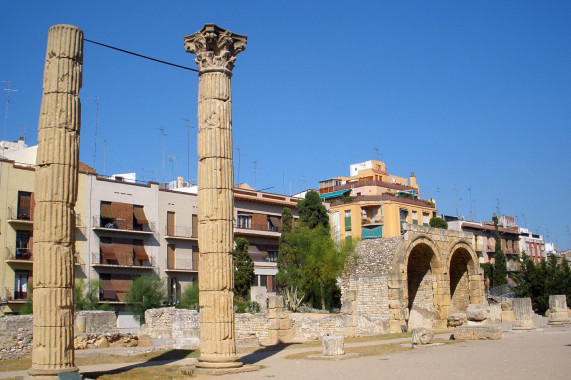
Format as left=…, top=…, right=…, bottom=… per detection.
left=340, top=237, right=402, bottom=334
left=75, top=311, right=118, bottom=334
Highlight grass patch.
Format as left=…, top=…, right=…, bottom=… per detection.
left=86, top=366, right=192, bottom=379
left=0, top=349, right=199, bottom=373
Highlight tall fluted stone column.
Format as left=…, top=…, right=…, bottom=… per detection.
left=184, top=24, right=247, bottom=369
left=513, top=297, right=535, bottom=330
left=548, top=295, right=570, bottom=325
left=29, top=24, right=82, bottom=378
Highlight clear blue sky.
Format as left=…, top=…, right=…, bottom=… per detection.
left=1, top=1, right=570, bottom=249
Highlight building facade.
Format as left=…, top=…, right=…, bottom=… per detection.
left=0, top=147, right=299, bottom=314
left=319, top=160, right=436, bottom=242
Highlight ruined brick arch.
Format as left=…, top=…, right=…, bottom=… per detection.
left=448, top=240, right=485, bottom=312
left=392, top=235, right=447, bottom=329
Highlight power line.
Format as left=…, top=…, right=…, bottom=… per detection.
left=84, top=39, right=198, bottom=72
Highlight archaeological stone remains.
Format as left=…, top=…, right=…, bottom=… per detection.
left=547, top=295, right=570, bottom=325
left=29, top=24, right=83, bottom=378
left=184, top=24, right=247, bottom=369
left=341, top=224, right=485, bottom=333
left=513, top=298, right=535, bottom=330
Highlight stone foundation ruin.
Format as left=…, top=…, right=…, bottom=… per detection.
left=341, top=224, right=485, bottom=333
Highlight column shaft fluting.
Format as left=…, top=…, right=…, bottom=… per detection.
left=184, top=24, right=247, bottom=369
left=29, top=24, right=82, bottom=377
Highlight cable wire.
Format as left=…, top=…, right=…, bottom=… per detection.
left=84, top=39, right=198, bottom=72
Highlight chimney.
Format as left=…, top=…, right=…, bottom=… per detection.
left=177, top=176, right=184, bottom=189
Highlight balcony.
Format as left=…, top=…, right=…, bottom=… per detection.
left=165, top=226, right=197, bottom=241
left=4, top=287, right=28, bottom=302
left=91, top=252, right=155, bottom=269
left=5, top=247, right=33, bottom=263
left=234, top=222, right=281, bottom=238
left=164, top=258, right=198, bottom=273
left=7, top=207, right=33, bottom=226
left=92, top=215, right=155, bottom=235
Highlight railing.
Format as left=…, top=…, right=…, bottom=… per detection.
left=235, top=222, right=281, bottom=233
left=362, top=216, right=383, bottom=225
left=7, top=206, right=32, bottom=221
left=488, top=284, right=515, bottom=299
left=92, top=215, right=156, bottom=233
left=4, top=287, right=28, bottom=300
left=165, top=259, right=196, bottom=271
left=165, top=225, right=194, bottom=238
left=91, top=252, right=155, bottom=267
left=5, top=247, right=33, bottom=261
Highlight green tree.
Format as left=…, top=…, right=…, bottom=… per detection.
left=429, top=217, right=448, bottom=229
left=297, top=191, right=329, bottom=229
left=233, top=237, right=255, bottom=300
left=290, top=225, right=351, bottom=310
left=277, top=207, right=300, bottom=290
left=126, top=274, right=166, bottom=323
left=491, top=216, right=507, bottom=287
left=178, top=281, right=199, bottom=310
left=20, top=283, right=33, bottom=315
left=75, top=279, right=106, bottom=311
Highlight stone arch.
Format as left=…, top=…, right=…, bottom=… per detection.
left=448, top=240, right=484, bottom=311
left=390, top=234, right=447, bottom=330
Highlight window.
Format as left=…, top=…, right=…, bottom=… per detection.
left=15, top=230, right=31, bottom=259
left=423, top=213, right=430, bottom=226
left=167, top=211, right=175, bottom=236
left=237, top=212, right=252, bottom=229
left=344, top=210, right=352, bottom=231
left=17, top=191, right=32, bottom=220
left=14, top=270, right=30, bottom=299
left=399, top=208, right=408, bottom=221
left=267, top=216, right=280, bottom=232
left=412, top=211, right=418, bottom=225
left=267, top=250, right=278, bottom=262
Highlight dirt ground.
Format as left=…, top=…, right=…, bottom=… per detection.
left=1, top=320, right=569, bottom=379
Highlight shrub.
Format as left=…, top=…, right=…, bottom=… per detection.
left=429, top=217, right=448, bottom=229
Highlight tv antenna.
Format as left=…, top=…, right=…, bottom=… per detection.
left=181, top=118, right=194, bottom=182
left=1, top=80, right=18, bottom=154
left=86, top=97, right=100, bottom=170
left=467, top=186, right=473, bottom=220
left=155, top=127, right=167, bottom=184
left=252, top=160, right=260, bottom=190
left=234, top=148, right=245, bottom=185
left=451, top=185, right=459, bottom=217
left=168, top=154, right=178, bottom=182
left=375, top=147, right=380, bottom=161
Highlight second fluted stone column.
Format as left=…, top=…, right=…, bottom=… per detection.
left=184, top=24, right=247, bottom=369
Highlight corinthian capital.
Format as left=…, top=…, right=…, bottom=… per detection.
left=184, top=24, right=247, bottom=74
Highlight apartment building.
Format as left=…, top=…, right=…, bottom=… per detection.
left=448, top=215, right=521, bottom=271
left=0, top=146, right=298, bottom=314
left=319, top=160, right=436, bottom=242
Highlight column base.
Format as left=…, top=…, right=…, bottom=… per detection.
left=196, top=356, right=243, bottom=369
left=27, top=366, right=79, bottom=379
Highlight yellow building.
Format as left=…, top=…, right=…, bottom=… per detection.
left=319, top=160, right=436, bottom=242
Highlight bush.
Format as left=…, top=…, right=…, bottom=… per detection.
left=429, top=217, right=448, bottom=229
left=178, top=281, right=199, bottom=310
left=126, top=274, right=166, bottom=323
left=234, top=300, right=261, bottom=313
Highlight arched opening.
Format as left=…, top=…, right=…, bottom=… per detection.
left=449, top=248, right=472, bottom=312
left=407, top=243, right=436, bottom=329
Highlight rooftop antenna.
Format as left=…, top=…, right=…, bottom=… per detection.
left=1, top=80, right=18, bottom=154
left=451, top=185, right=459, bottom=217
left=86, top=97, right=100, bottom=170
left=181, top=118, right=194, bottom=183
left=467, top=186, right=473, bottom=220
left=155, top=127, right=167, bottom=185
left=375, top=147, right=379, bottom=161
left=103, top=139, right=107, bottom=176
left=252, top=160, right=260, bottom=190
left=472, top=199, right=477, bottom=221
left=496, top=198, right=501, bottom=217
left=20, top=124, right=27, bottom=144
left=436, top=187, right=441, bottom=210
left=234, top=148, right=244, bottom=185
left=168, top=154, right=178, bottom=182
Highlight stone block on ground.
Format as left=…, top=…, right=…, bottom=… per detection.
left=466, top=304, right=488, bottom=321
left=447, top=313, right=466, bottom=327
left=411, top=328, right=434, bottom=345
left=322, top=335, right=344, bottom=356
left=454, top=325, right=502, bottom=340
